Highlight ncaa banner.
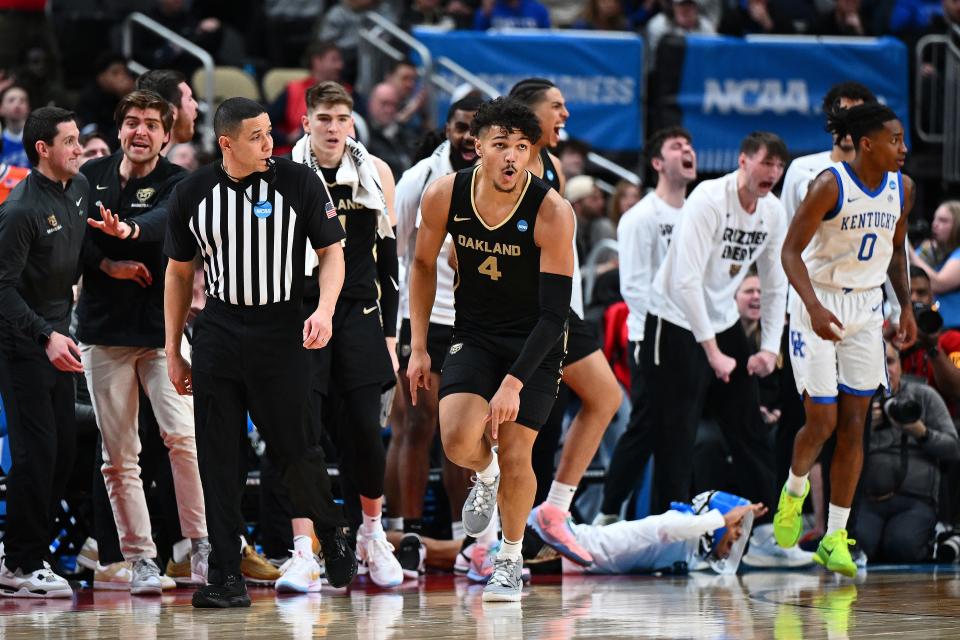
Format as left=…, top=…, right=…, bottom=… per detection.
left=413, top=29, right=644, bottom=152
left=678, top=35, right=909, bottom=172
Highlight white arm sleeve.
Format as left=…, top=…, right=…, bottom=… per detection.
left=653, top=509, right=726, bottom=544
left=756, top=210, right=788, bottom=354
left=618, top=210, right=655, bottom=342
left=670, top=189, right=721, bottom=343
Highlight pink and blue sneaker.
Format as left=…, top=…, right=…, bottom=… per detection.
left=527, top=503, right=594, bottom=566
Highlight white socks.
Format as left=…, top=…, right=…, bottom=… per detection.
left=477, top=450, right=500, bottom=484
left=476, top=508, right=500, bottom=544
left=498, top=538, right=522, bottom=560
left=293, top=535, right=312, bottom=556
left=786, top=469, right=809, bottom=497
left=451, top=520, right=465, bottom=540
left=546, top=481, right=577, bottom=513
left=172, top=538, right=191, bottom=563
left=826, top=504, right=850, bottom=535
left=361, top=512, right=385, bottom=537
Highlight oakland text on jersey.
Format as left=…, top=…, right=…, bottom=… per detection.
left=838, top=210, right=898, bottom=232
left=456, top=234, right=522, bottom=256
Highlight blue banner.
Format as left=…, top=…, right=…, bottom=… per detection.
left=413, top=29, right=644, bottom=152
left=678, top=36, right=910, bottom=172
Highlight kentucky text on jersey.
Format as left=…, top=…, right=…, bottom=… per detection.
left=456, top=233, right=522, bottom=256
left=839, top=211, right=898, bottom=232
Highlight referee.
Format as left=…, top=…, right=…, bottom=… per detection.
left=163, top=97, right=355, bottom=608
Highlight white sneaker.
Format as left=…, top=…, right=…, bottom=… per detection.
left=77, top=537, right=99, bottom=571
left=131, top=558, right=163, bottom=596
left=357, top=532, right=403, bottom=588
left=454, top=542, right=475, bottom=575
left=742, top=525, right=815, bottom=569
left=275, top=550, right=323, bottom=593
left=0, top=556, right=73, bottom=599
left=159, top=574, right=177, bottom=591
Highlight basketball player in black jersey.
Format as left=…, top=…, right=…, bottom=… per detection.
left=286, top=81, right=405, bottom=588
left=408, top=97, right=574, bottom=601
left=508, top=78, right=622, bottom=565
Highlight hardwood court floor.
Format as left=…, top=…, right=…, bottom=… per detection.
left=0, top=567, right=958, bottom=639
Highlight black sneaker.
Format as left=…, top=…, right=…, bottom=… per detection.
left=192, top=575, right=251, bottom=608
left=396, top=533, right=426, bottom=579
left=318, top=527, right=358, bottom=588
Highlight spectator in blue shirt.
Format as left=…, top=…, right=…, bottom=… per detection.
left=474, top=0, right=551, bottom=29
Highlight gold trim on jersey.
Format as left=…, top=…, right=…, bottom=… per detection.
left=469, top=165, right=532, bottom=231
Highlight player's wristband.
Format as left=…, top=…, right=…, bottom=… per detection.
left=508, top=273, right=572, bottom=384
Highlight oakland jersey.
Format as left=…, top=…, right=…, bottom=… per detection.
left=803, top=161, right=903, bottom=291
left=448, top=165, right=550, bottom=341
left=320, top=165, right=379, bottom=300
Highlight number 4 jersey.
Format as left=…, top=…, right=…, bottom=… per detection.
left=447, top=165, right=552, bottom=343
left=803, top=161, right=903, bottom=291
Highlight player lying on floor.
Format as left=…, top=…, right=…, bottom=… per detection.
left=386, top=491, right=766, bottom=577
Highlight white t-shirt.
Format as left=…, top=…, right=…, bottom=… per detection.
left=617, top=192, right=682, bottom=342
left=780, top=150, right=833, bottom=221
left=394, top=142, right=456, bottom=327
left=650, top=170, right=788, bottom=354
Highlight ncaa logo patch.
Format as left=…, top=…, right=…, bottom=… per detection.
left=889, top=180, right=897, bottom=190
left=517, top=219, right=528, bottom=232
left=450, top=342, right=463, bottom=355
left=253, top=201, right=273, bottom=218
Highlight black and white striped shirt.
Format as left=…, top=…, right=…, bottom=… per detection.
left=164, top=158, right=344, bottom=306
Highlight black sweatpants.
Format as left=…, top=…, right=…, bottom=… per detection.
left=599, top=341, right=646, bottom=515
left=0, top=337, right=77, bottom=572
left=602, top=316, right=776, bottom=517
left=532, top=383, right=571, bottom=506
left=191, top=299, right=342, bottom=583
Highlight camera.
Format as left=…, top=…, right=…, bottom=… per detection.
left=883, top=396, right=922, bottom=424
left=913, top=301, right=944, bottom=335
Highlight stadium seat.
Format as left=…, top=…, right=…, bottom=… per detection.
left=262, top=68, right=310, bottom=103
left=191, top=66, right=261, bottom=109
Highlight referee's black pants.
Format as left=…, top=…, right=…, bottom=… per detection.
left=0, top=335, right=77, bottom=572
left=602, top=315, right=776, bottom=517
left=191, top=299, right=342, bottom=583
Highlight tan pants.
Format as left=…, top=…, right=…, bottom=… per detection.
left=80, top=345, right=207, bottom=560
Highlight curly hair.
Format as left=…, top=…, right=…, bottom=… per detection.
left=469, top=97, right=541, bottom=144
left=825, top=102, right=899, bottom=153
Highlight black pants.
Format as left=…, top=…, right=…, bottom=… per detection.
left=93, top=391, right=183, bottom=566
left=0, top=337, right=77, bottom=572
left=600, top=342, right=646, bottom=514
left=191, top=300, right=342, bottom=583
left=857, top=495, right=937, bottom=562
left=602, top=316, right=776, bottom=516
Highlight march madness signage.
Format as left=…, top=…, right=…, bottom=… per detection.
left=414, top=29, right=644, bottom=153
left=678, top=35, right=909, bottom=172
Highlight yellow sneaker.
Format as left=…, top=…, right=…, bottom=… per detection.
left=814, top=530, right=858, bottom=578
left=815, top=584, right=857, bottom=635
left=165, top=557, right=200, bottom=586
left=773, top=481, right=809, bottom=548
left=241, top=545, right=282, bottom=585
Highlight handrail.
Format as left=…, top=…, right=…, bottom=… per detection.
left=434, top=57, right=499, bottom=98
left=915, top=34, right=947, bottom=143
left=583, top=238, right=619, bottom=307
left=121, top=12, right=215, bottom=153
left=586, top=152, right=641, bottom=186
left=361, top=12, right=436, bottom=123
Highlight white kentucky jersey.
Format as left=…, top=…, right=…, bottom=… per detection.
left=804, top=162, right=903, bottom=291
left=650, top=170, right=788, bottom=354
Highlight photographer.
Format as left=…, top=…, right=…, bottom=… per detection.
left=899, top=267, right=960, bottom=409
left=859, top=341, right=960, bottom=563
